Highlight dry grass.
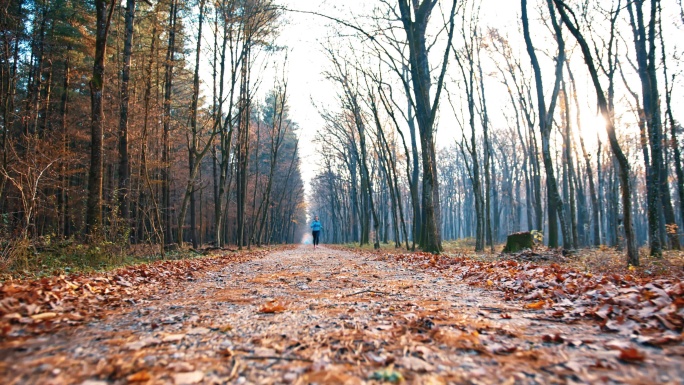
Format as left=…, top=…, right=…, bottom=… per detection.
left=568, top=247, right=684, bottom=278
left=443, top=240, right=684, bottom=278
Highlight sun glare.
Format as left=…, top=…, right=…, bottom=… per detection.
left=579, top=112, right=609, bottom=149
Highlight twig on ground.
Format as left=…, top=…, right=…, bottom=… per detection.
left=525, top=317, right=578, bottom=323
left=242, top=355, right=313, bottom=362
left=478, top=306, right=519, bottom=313
left=226, top=358, right=240, bottom=381
left=345, top=289, right=388, bottom=297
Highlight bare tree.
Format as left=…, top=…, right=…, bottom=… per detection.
left=521, top=0, right=572, bottom=249
left=553, top=0, right=639, bottom=265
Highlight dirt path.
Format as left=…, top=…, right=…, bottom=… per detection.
left=1, top=246, right=681, bottom=384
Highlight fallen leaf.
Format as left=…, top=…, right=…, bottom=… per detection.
left=187, top=327, right=210, bottom=335
left=636, top=334, right=682, bottom=346
left=524, top=301, right=545, bottom=310
left=80, top=381, right=108, bottom=385
left=3, top=312, right=22, bottom=320
left=168, top=362, right=195, bottom=372
left=605, top=339, right=632, bottom=350
left=172, top=370, right=204, bottom=385
left=124, top=337, right=161, bottom=351
left=486, top=342, right=518, bottom=355
left=31, top=312, right=58, bottom=321
left=396, top=356, right=434, bottom=372
left=259, top=300, right=287, bottom=313
left=298, top=370, right=363, bottom=385
left=542, top=334, right=564, bottom=344
left=127, top=370, right=151, bottom=382
left=618, top=348, right=645, bottom=362
left=162, top=333, right=186, bottom=342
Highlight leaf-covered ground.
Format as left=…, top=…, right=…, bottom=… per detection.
left=0, top=246, right=682, bottom=384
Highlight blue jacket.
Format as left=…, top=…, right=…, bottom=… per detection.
left=311, top=220, right=322, bottom=232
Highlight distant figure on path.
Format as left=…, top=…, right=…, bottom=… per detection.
left=311, top=216, right=322, bottom=249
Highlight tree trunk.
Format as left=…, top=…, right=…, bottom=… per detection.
left=554, top=0, right=639, bottom=265
left=86, top=0, right=115, bottom=236
left=236, top=41, right=252, bottom=249
left=567, top=64, right=600, bottom=246
left=161, top=0, right=177, bottom=244
left=118, top=0, right=136, bottom=227
left=627, top=0, right=667, bottom=256
left=58, top=53, right=70, bottom=238
left=397, top=0, right=457, bottom=253
left=177, top=0, right=206, bottom=249
left=522, top=0, right=572, bottom=249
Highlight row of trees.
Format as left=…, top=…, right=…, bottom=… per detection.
left=309, top=0, right=683, bottom=266
left=0, top=0, right=307, bottom=254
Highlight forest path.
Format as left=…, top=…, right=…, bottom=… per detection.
left=1, top=245, right=681, bottom=384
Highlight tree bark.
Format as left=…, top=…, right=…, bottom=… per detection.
left=627, top=0, right=667, bottom=256
left=177, top=0, right=207, bottom=249
left=86, top=0, right=116, bottom=236
left=397, top=0, right=457, bottom=253
left=522, top=0, right=571, bottom=249
left=118, top=0, right=136, bottom=228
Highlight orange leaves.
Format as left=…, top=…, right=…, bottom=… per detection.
left=259, top=300, right=288, bottom=314
left=0, top=250, right=261, bottom=338
left=379, top=249, right=684, bottom=340
left=618, top=348, right=646, bottom=362
left=523, top=300, right=546, bottom=310
left=126, top=370, right=151, bottom=382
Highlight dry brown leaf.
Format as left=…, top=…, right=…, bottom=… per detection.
left=127, top=370, right=151, bottom=382
left=124, top=337, right=160, bottom=351
left=172, top=370, right=204, bottom=385
left=186, top=327, right=210, bottom=335
left=168, top=362, right=195, bottom=372
left=524, top=301, right=545, bottom=310
left=396, top=356, right=434, bottom=372
left=618, top=348, right=645, bottom=362
left=31, top=312, right=58, bottom=321
left=295, top=370, right=363, bottom=385
left=259, top=300, right=288, bottom=313
left=162, top=333, right=185, bottom=342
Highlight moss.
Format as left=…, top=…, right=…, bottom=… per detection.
left=502, top=231, right=534, bottom=253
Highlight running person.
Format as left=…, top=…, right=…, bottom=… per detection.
left=311, top=216, right=322, bottom=249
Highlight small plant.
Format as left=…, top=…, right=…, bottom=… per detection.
left=531, top=230, right=544, bottom=247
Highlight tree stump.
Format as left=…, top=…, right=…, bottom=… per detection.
left=502, top=231, right=534, bottom=253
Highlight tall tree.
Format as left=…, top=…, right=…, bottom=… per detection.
left=397, top=0, right=458, bottom=253
left=553, top=0, right=639, bottom=265
left=521, top=0, right=571, bottom=249
left=86, top=0, right=116, bottom=235
left=627, top=0, right=678, bottom=253
left=118, top=0, right=143, bottom=229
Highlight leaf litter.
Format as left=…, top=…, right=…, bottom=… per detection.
left=0, top=245, right=682, bottom=384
